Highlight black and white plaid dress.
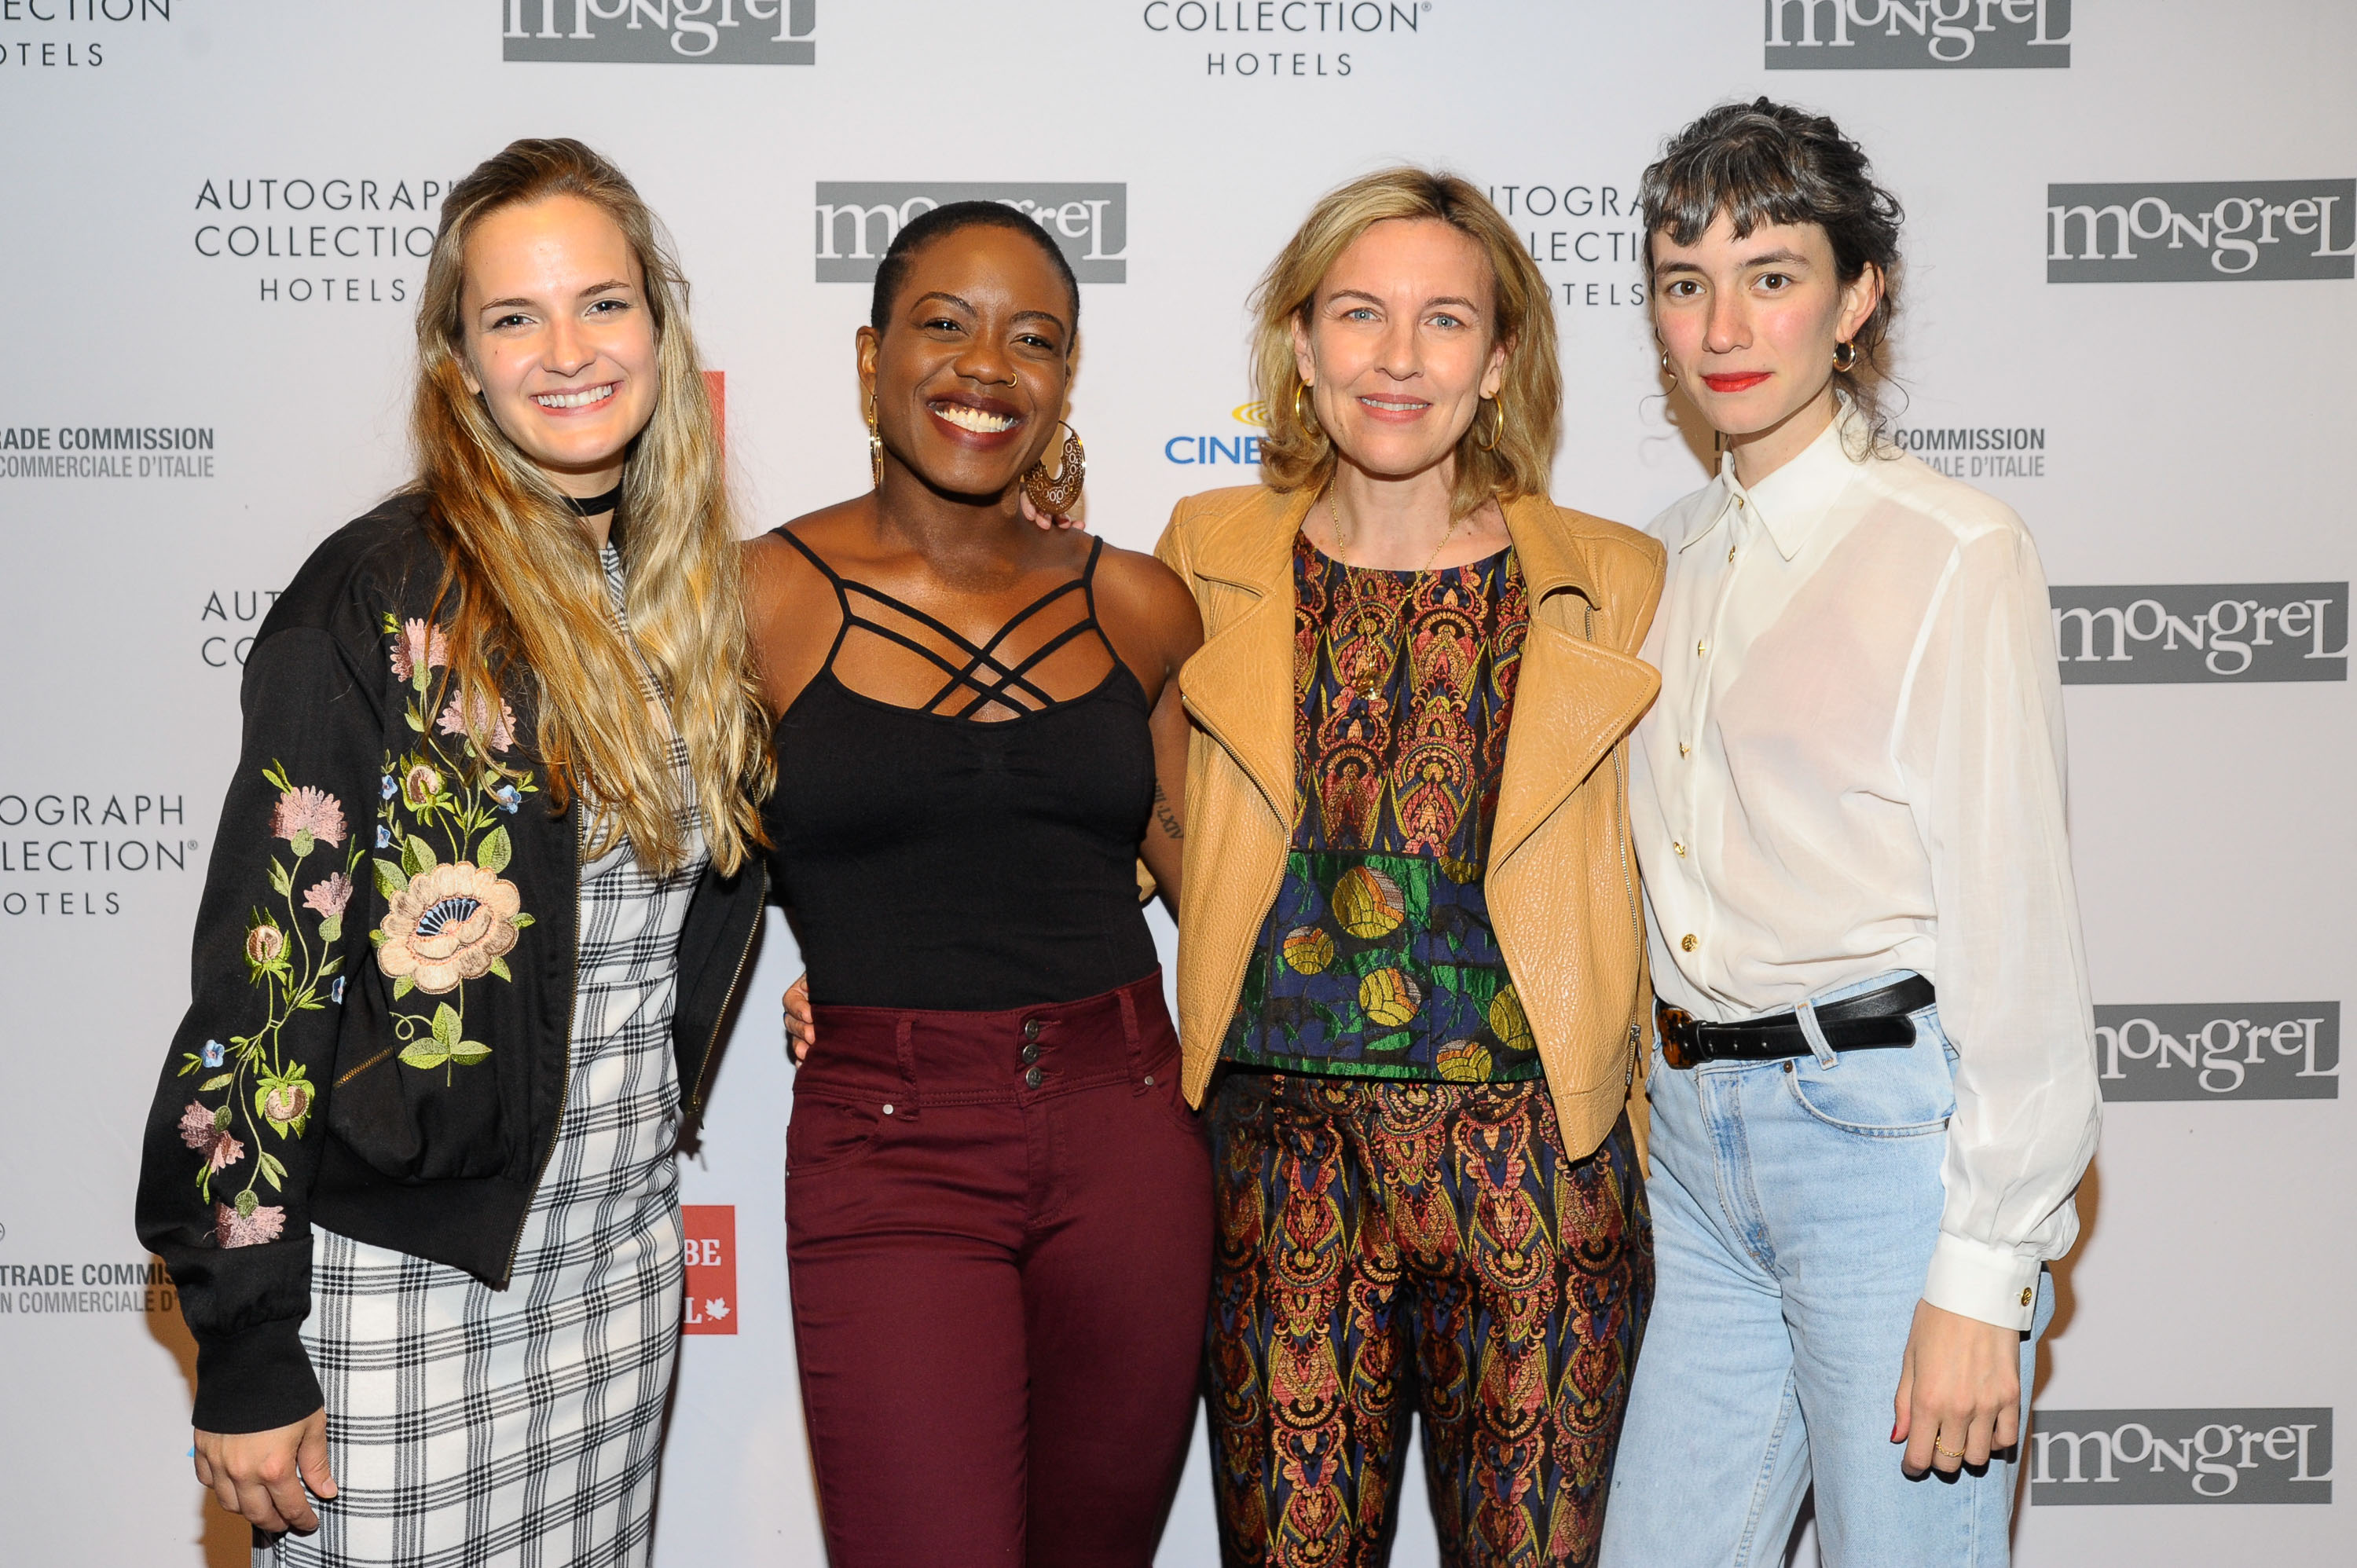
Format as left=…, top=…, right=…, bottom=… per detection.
left=273, top=542, right=704, bottom=1568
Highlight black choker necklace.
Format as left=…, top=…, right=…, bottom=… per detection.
left=561, top=482, right=623, bottom=518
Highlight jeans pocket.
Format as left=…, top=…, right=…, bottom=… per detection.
left=1783, top=1024, right=1956, bottom=1138
left=786, top=1094, right=885, bottom=1179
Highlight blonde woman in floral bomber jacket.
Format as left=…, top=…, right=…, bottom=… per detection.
left=134, top=141, right=771, bottom=1566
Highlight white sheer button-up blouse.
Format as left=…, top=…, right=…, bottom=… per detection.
left=1629, top=405, right=2102, bottom=1331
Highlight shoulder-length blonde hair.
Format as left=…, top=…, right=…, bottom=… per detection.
left=409, top=137, right=769, bottom=877
left=1252, top=168, right=1560, bottom=520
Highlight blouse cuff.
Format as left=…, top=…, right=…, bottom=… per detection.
left=1923, top=1232, right=2040, bottom=1332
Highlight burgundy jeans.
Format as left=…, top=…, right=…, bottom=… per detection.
left=786, top=971, right=1213, bottom=1567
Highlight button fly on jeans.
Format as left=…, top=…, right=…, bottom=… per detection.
left=1021, top=1043, right=1040, bottom=1064
left=1025, top=1065, right=1043, bottom=1089
left=1022, top=1019, right=1043, bottom=1042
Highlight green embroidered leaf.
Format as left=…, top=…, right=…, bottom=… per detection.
left=214, top=1104, right=234, bottom=1130
left=401, top=834, right=438, bottom=877
left=399, top=1041, right=450, bottom=1069
left=201, top=1072, right=236, bottom=1092
left=431, top=1003, right=463, bottom=1050
left=393, top=976, right=416, bottom=1000
left=233, top=1189, right=258, bottom=1219
left=319, top=954, right=343, bottom=976
left=477, top=825, right=512, bottom=874
left=488, top=956, right=511, bottom=982
left=405, top=703, right=426, bottom=732
left=267, top=859, right=291, bottom=897
left=316, top=915, right=343, bottom=945
left=370, top=929, right=389, bottom=947
left=374, top=858, right=409, bottom=897
left=449, top=1040, right=493, bottom=1065
left=259, top=1152, right=288, bottom=1187
left=510, top=913, right=535, bottom=930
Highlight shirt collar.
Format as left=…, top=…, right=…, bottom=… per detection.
left=1681, top=397, right=1866, bottom=562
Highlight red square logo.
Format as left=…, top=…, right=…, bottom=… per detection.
left=682, top=1203, right=737, bottom=1335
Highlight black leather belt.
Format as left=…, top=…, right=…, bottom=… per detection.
left=1656, top=976, right=1935, bottom=1070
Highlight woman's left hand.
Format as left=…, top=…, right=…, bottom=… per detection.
left=783, top=973, right=815, bottom=1064
left=1892, top=1298, right=2022, bottom=1475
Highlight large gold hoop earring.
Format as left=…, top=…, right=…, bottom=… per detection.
left=1021, top=421, right=1086, bottom=516
left=1832, top=339, right=1859, bottom=373
left=1475, top=394, right=1505, bottom=452
left=1292, top=379, right=1318, bottom=433
left=865, top=390, right=883, bottom=489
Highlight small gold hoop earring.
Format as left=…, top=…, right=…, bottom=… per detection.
left=1021, top=421, right=1086, bottom=516
left=1659, top=344, right=1678, bottom=393
left=1475, top=394, right=1505, bottom=452
left=1292, top=379, right=1318, bottom=433
left=865, top=390, right=884, bottom=489
left=1833, top=339, right=1859, bottom=373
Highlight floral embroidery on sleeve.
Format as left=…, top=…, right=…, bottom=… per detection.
left=369, top=613, right=538, bottom=1082
left=175, top=761, right=361, bottom=1248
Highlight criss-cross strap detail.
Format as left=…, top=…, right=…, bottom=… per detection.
left=777, top=529, right=1118, bottom=720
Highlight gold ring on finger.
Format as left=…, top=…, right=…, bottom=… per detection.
left=1934, top=1439, right=1965, bottom=1460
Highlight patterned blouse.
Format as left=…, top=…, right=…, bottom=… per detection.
left=1222, top=533, right=1538, bottom=1082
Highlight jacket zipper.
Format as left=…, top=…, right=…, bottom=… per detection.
left=688, top=863, right=766, bottom=1116
left=1589, top=602, right=1648, bottom=1046
left=501, top=796, right=584, bottom=1288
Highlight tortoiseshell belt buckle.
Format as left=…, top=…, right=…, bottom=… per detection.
left=1656, top=1006, right=1702, bottom=1071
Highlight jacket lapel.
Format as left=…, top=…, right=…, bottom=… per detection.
left=1490, top=497, right=1662, bottom=872
left=1177, top=489, right=1309, bottom=822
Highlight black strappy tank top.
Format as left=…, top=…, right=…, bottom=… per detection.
left=761, top=529, right=1161, bottom=1011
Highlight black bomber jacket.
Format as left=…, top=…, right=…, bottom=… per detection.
left=134, top=494, right=765, bottom=1434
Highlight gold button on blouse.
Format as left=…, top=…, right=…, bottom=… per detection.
left=1696, top=639, right=1709, bottom=658
left=2021, top=1287, right=2034, bottom=1307
left=1673, top=841, right=1687, bottom=857
left=1681, top=933, right=1699, bottom=952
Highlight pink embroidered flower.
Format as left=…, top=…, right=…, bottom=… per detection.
left=178, top=1100, right=221, bottom=1152
left=388, top=618, right=450, bottom=682
left=246, top=924, right=286, bottom=967
left=401, top=762, right=443, bottom=809
left=437, top=693, right=519, bottom=753
left=262, top=1082, right=313, bottom=1125
left=215, top=1202, right=287, bottom=1249
left=375, top=861, right=522, bottom=995
left=178, top=1101, right=244, bottom=1172
left=270, top=786, right=347, bottom=848
left=302, top=871, right=354, bottom=918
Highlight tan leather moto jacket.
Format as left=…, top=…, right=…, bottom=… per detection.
left=1156, top=483, right=1666, bottom=1161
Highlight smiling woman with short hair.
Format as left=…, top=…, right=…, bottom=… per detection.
left=745, top=200, right=1209, bottom=1568
left=1158, top=167, right=1666, bottom=1567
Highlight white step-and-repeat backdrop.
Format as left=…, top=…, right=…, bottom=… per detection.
left=2, top=2, right=2349, bottom=1563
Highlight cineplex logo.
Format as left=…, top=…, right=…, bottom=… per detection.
left=816, top=185, right=1127, bottom=284
left=2031, top=1409, right=2332, bottom=1504
left=504, top=0, right=814, bottom=64
left=2050, top=584, right=2347, bottom=683
left=1764, top=0, right=2070, bottom=69
left=2048, top=181, right=2357, bottom=282
left=2097, top=1004, right=2337, bottom=1101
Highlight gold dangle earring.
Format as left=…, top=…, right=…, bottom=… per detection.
left=865, top=390, right=884, bottom=489
left=1832, top=339, right=1859, bottom=372
left=1021, top=421, right=1086, bottom=516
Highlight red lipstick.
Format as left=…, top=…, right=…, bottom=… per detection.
left=1702, top=372, right=1772, bottom=393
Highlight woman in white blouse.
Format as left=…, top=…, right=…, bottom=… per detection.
left=1600, top=100, right=2101, bottom=1568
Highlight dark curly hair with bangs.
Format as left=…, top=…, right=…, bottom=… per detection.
left=1640, top=97, right=1905, bottom=452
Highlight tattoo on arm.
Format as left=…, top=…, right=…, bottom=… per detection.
left=1152, top=781, right=1184, bottom=841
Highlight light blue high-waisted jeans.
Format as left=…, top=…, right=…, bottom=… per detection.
left=1600, top=973, right=2052, bottom=1568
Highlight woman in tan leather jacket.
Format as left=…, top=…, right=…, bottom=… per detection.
left=1160, top=168, right=1666, bottom=1568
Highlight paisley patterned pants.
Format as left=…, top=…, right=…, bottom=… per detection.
left=1206, top=1072, right=1651, bottom=1568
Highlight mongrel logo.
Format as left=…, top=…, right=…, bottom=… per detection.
left=1764, top=0, right=2070, bottom=69
left=2049, top=583, right=2347, bottom=684
left=2096, top=1004, right=2337, bottom=1101
left=503, top=0, right=815, bottom=64
left=814, top=184, right=1127, bottom=284
left=2047, top=181, right=2357, bottom=282
left=2031, top=1409, right=2332, bottom=1504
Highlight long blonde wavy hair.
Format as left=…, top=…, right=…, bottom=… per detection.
left=1251, top=168, right=1561, bottom=520
left=409, top=137, right=770, bottom=876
